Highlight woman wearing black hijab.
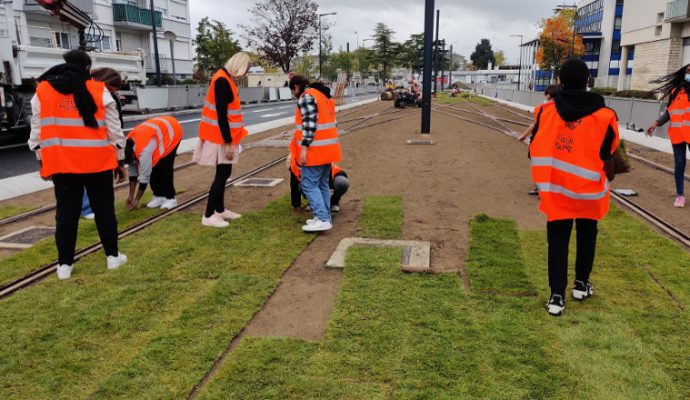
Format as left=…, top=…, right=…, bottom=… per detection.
left=28, top=50, right=128, bottom=280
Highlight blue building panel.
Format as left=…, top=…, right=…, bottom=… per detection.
left=615, top=5, right=623, bottom=16
left=613, top=31, right=621, bottom=40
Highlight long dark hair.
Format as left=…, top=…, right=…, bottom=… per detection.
left=649, top=64, right=690, bottom=101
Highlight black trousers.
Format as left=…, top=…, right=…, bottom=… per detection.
left=52, top=170, right=119, bottom=265
left=150, top=145, right=178, bottom=199
left=205, top=164, right=232, bottom=218
left=547, top=219, right=598, bottom=296
left=290, top=169, right=302, bottom=208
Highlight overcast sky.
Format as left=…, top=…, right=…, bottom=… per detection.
left=190, top=0, right=564, bottom=64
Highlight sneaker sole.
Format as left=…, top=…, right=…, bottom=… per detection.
left=547, top=306, right=564, bottom=316
left=572, top=289, right=592, bottom=301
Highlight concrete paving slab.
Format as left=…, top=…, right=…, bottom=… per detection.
left=326, top=237, right=431, bottom=273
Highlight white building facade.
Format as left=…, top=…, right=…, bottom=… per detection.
left=11, top=0, right=193, bottom=82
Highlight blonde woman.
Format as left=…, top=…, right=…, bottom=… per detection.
left=194, top=52, right=251, bottom=228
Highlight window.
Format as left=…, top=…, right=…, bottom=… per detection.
left=30, top=36, right=51, bottom=47
left=611, top=40, right=621, bottom=54
left=116, top=39, right=122, bottom=51
left=655, top=25, right=662, bottom=36
left=101, top=36, right=111, bottom=50
left=54, top=32, right=70, bottom=49
left=657, top=12, right=664, bottom=24
left=614, top=16, right=622, bottom=31
left=585, top=40, right=601, bottom=55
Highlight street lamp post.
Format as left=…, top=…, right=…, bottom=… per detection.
left=149, top=0, right=161, bottom=87
left=511, top=34, right=523, bottom=91
left=318, top=12, right=337, bottom=80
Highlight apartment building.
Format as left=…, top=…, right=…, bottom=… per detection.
left=14, top=0, right=193, bottom=81
left=576, top=0, right=633, bottom=89
left=619, top=0, right=690, bottom=91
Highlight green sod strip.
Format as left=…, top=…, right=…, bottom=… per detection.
left=356, top=196, right=403, bottom=239
left=466, top=213, right=535, bottom=295
left=520, top=205, right=689, bottom=399
left=434, top=91, right=495, bottom=106
left=0, top=196, right=315, bottom=399
left=0, top=205, right=34, bottom=221
left=0, top=191, right=162, bottom=285
left=199, top=212, right=687, bottom=399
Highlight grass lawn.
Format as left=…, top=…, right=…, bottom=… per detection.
left=0, top=205, right=34, bottom=221
left=356, top=196, right=403, bottom=239
left=0, top=191, right=171, bottom=285
left=198, top=201, right=688, bottom=399
left=435, top=91, right=495, bottom=106
left=0, top=196, right=315, bottom=399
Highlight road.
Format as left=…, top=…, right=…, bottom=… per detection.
left=0, top=94, right=377, bottom=180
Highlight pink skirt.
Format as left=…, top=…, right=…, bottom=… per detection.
left=192, top=140, right=240, bottom=166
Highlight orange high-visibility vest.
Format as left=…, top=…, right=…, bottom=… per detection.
left=331, top=163, right=343, bottom=179
left=36, top=80, right=116, bottom=178
left=127, top=116, right=183, bottom=166
left=667, top=88, right=690, bottom=144
left=530, top=102, right=619, bottom=221
left=198, top=69, right=248, bottom=144
left=293, top=87, right=341, bottom=166
left=289, top=158, right=343, bottom=182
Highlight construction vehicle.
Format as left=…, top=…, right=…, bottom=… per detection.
left=0, top=0, right=145, bottom=136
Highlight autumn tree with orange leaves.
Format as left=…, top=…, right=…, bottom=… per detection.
left=536, top=10, right=584, bottom=76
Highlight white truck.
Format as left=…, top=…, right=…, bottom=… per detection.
left=0, top=0, right=145, bottom=135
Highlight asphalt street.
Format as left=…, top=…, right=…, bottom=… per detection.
left=0, top=94, right=377, bottom=180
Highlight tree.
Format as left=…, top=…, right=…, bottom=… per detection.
left=329, top=49, right=355, bottom=80
left=494, top=50, right=506, bottom=66
left=294, top=54, right=317, bottom=78
left=369, top=23, right=398, bottom=81
left=398, top=33, right=425, bottom=73
left=194, top=17, right=241, bottom=79
left=240, top=0, right=319, bottom=73
left=470, top=38, right=495, bottom=70
left=247, top=52, right=281, bottom=73
left=354, top=47, right=372, bottom=79
left=536, top=11, right=584, bottom=75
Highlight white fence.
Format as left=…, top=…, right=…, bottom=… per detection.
left=473, top=86, right=668, bottom=138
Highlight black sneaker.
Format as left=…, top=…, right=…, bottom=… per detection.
left=528, top=188, right=539, bottom=195
left=572, top=280, right=593, bottom=300
left=546, top=294, right=565, bottom=316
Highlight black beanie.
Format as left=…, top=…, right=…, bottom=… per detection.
left=559, top=58, right=589, bottom=90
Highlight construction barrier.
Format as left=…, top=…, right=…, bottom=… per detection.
left=268, top=88, right=279, bottom=102
left=473, top=85, right=668, bottom=138
left=278, top=87, right=292, bottom=101
left=238, top=87, right=266, bottom=104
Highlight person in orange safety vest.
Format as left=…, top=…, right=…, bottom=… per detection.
left=193, top=52, right=251, bottom=228
left=289, top=75, right=342, bottom=233
left=124, top=116, right=183, bottom=211
left=27, top=50, right=128, bottom=280
left=530, top=59, right=619, bottom=317
left=646, top=64, right=690, bottom=208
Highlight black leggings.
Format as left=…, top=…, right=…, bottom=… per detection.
left=547, top=219, right=598, bottom=296
left=205, top=164, right=232, bottom=218
left=53, top=171, right=119, bottom=265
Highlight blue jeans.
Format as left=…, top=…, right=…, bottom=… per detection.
left=81, top=189, right=93, bottom=216
left=300, top=164, right=332, bottom=223
left=672, top=142, right=689, bottom=196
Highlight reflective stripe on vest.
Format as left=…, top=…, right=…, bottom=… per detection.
left=141, top=122, right=166, bottom=155
left=200, top=115, right=244, bottom=128
left=203, top=100, right=242, bottom=115
left=41, top=117, right=106, bottom=128
left=40, top=138, right=111, bottom=148
left=309, top=138, right=340, bottom=147
left=152, top=117, right=176, bottom=141
left=531, top=157, right=601, bottom=182
left=536, top=180, right=610, bottom=201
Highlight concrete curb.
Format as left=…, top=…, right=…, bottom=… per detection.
left=0, top=97, right=380, bottom=202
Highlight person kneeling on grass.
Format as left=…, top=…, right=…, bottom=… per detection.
left=124, top=116, right=183, bottom=210
left=289, top=157, right=350, bottom=213
left=529, top=59, right=619, bottom=316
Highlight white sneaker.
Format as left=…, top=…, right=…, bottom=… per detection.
left=306, top=218, right=318, bottom=225
left=302, top=219, right=332, bottom=232
left=81, top=213, right=95, bottom=220
left=160, top=198, right=177, bottom=210
left=146, top=196, right=166, bottom=208
left=202, top=214, right=229, bottom=228
left=330, top=205, right=340, bottom=212
left=218, top=209, right=242, bottom=220
left=56, top=264, right=73, bottom=280
left=107, top=253, right=128, bottom=270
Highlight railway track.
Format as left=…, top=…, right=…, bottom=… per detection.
left=0, top=106, right=415, bottom=300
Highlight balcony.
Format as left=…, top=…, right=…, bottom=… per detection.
left=113, top=3, right=162, bottom=30
left=665, top=0, right=690, bottom=22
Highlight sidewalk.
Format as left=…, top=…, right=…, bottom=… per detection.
left=0, top=97, right=378, bottom=202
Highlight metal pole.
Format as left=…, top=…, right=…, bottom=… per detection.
left=518, top=36, right=523, bottom=90
left=150, top=0, right=161, bottom=87
left=440, top=40, right=445, bottom=91
left=449, top=44, right=453, bottom=87
left=421, top=0, right=434, bottom=134
left=434, top=9, right=439, bottom=94
left=169, top=39, right=177, bottom=85
left=318, top=15, right=322, bottom=79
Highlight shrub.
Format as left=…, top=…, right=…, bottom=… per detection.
left=613, top=90, right=656, bottom=100
left=591, top=87, right=617, bottom=96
